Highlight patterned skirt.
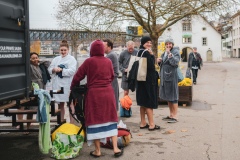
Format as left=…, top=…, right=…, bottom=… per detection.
left=86, top=122, right=118, bottom=146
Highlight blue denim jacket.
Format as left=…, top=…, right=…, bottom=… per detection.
left=34, top=89, right=51, bottom=123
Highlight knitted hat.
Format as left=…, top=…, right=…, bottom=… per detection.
left=165, top=37, right=174, bottom=45
left=141, top=36, right=152, bottom=45
left=90, top=40, right=104, bottom=57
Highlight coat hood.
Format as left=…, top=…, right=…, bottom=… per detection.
left=90, top=40, right=104, bottom=57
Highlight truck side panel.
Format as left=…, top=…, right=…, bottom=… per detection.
left=0, top=0, right=30, bottom=102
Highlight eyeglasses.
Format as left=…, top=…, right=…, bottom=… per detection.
left=61, top=49, right=67, bottom=51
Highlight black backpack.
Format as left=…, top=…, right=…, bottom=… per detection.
left=68, top=85, right=87, bottom=135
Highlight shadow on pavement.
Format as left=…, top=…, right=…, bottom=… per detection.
left=0, top=132, right=50, bottom=160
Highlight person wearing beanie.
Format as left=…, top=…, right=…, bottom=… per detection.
left=71, top=40, right=123, bottom=158
left=158, top=37, right=180, bottom=123
left=137, top=36, right=160, bottom=131
left=103, top=39, right=119, bottom=111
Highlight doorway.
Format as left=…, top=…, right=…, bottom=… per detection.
left=207, top=50, right=212, bottom=61
left=181, top=47, right=192, bottom=62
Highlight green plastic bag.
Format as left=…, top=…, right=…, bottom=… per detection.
left=51, top=133, right=84, bottom=159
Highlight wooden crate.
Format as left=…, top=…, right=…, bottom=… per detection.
left=158, top=86, right=192, bottom=104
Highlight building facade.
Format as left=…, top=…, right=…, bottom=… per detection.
left=160, top=15, right=222, bottom=62
left=232, top=11, right=240, bottom=58
left=221, top=26, right=233, bottom=58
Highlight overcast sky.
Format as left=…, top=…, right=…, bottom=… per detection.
left=29, top=0, right=59, bottom=29
left=29, top=0, right=239, bottom=30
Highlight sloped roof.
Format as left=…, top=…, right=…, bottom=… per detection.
left=200, top=15, right=222, bottom=35
left=231, top=10, right=240, bottom=19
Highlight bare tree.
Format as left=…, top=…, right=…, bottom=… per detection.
left=56, top=0, right=239, bottom=56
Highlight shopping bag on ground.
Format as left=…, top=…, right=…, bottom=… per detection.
left=51, top=133, right=84, bottom=160
left=51, top=123, right=85, bottom=159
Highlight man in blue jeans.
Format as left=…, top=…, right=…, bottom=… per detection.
left=188, top=47, right=203, bottom=84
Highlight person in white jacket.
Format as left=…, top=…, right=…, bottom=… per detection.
left=48, top=40, right=77, bottom=121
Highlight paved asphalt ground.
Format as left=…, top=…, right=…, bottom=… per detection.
left=1, top=58, right=240, bottom=160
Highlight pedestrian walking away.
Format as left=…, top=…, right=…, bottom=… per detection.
left=119, top=41, right=138, bottom=96
left=158, top=37, right=180, bottom=123
left=103, top=39, right=119, bottom=111
left=136, top=36, right=160, bottom=131
left=188, top=47, right=203, bottom=84
left=70, top=40, right=123, bottom=158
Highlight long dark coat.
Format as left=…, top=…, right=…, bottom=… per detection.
left=136, top=48, right=158, bottom=109
left=159, top=47, right=180, bottom=101
left=105, top=50, right=119, bottom=110
left=71, top=49, right=118, bottom=127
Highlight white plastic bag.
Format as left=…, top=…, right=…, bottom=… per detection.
left=118, top=120, right=127, bottom=128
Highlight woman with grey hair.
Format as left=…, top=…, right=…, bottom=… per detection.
left=158, top=38, right=180, bottom=123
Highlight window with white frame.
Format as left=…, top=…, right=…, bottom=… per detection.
left=182, top=37, right=192, bottom=43
left=202, top=37, right=207, bottom=46
left=182, top=23, right=191, bottom=31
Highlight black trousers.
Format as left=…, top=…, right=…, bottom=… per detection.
left=191, top=69, right=198, bottom=83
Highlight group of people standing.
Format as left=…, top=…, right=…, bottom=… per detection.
left=119, top=36, right=181, bottom=129
left=26, top=36, right=202, bottom=158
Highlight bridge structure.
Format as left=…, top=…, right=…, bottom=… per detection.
left=29, top=29, right=133, bottom=46
left=29, top=29, right=141, bottom=56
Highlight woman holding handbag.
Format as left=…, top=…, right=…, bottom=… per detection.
left=137, top=36, right=160, bottom=131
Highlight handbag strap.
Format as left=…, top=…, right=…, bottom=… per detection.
left=135, top=49, right=147, bottom=61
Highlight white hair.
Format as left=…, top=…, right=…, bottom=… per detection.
left=126, top=41, right=135, bottom=47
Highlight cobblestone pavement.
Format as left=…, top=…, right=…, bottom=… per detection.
left=1, top=58, right=240, bottom=160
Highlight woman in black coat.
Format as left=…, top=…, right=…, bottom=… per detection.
left=136, top=36, right=160, bottom=131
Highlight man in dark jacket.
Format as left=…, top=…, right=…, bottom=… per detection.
left=188, top=47, right=203, bottom=84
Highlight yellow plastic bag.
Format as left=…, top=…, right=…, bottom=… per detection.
left=52, top=123, right=85, bottom=141
left=178, top=78, right=192, bottom=86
